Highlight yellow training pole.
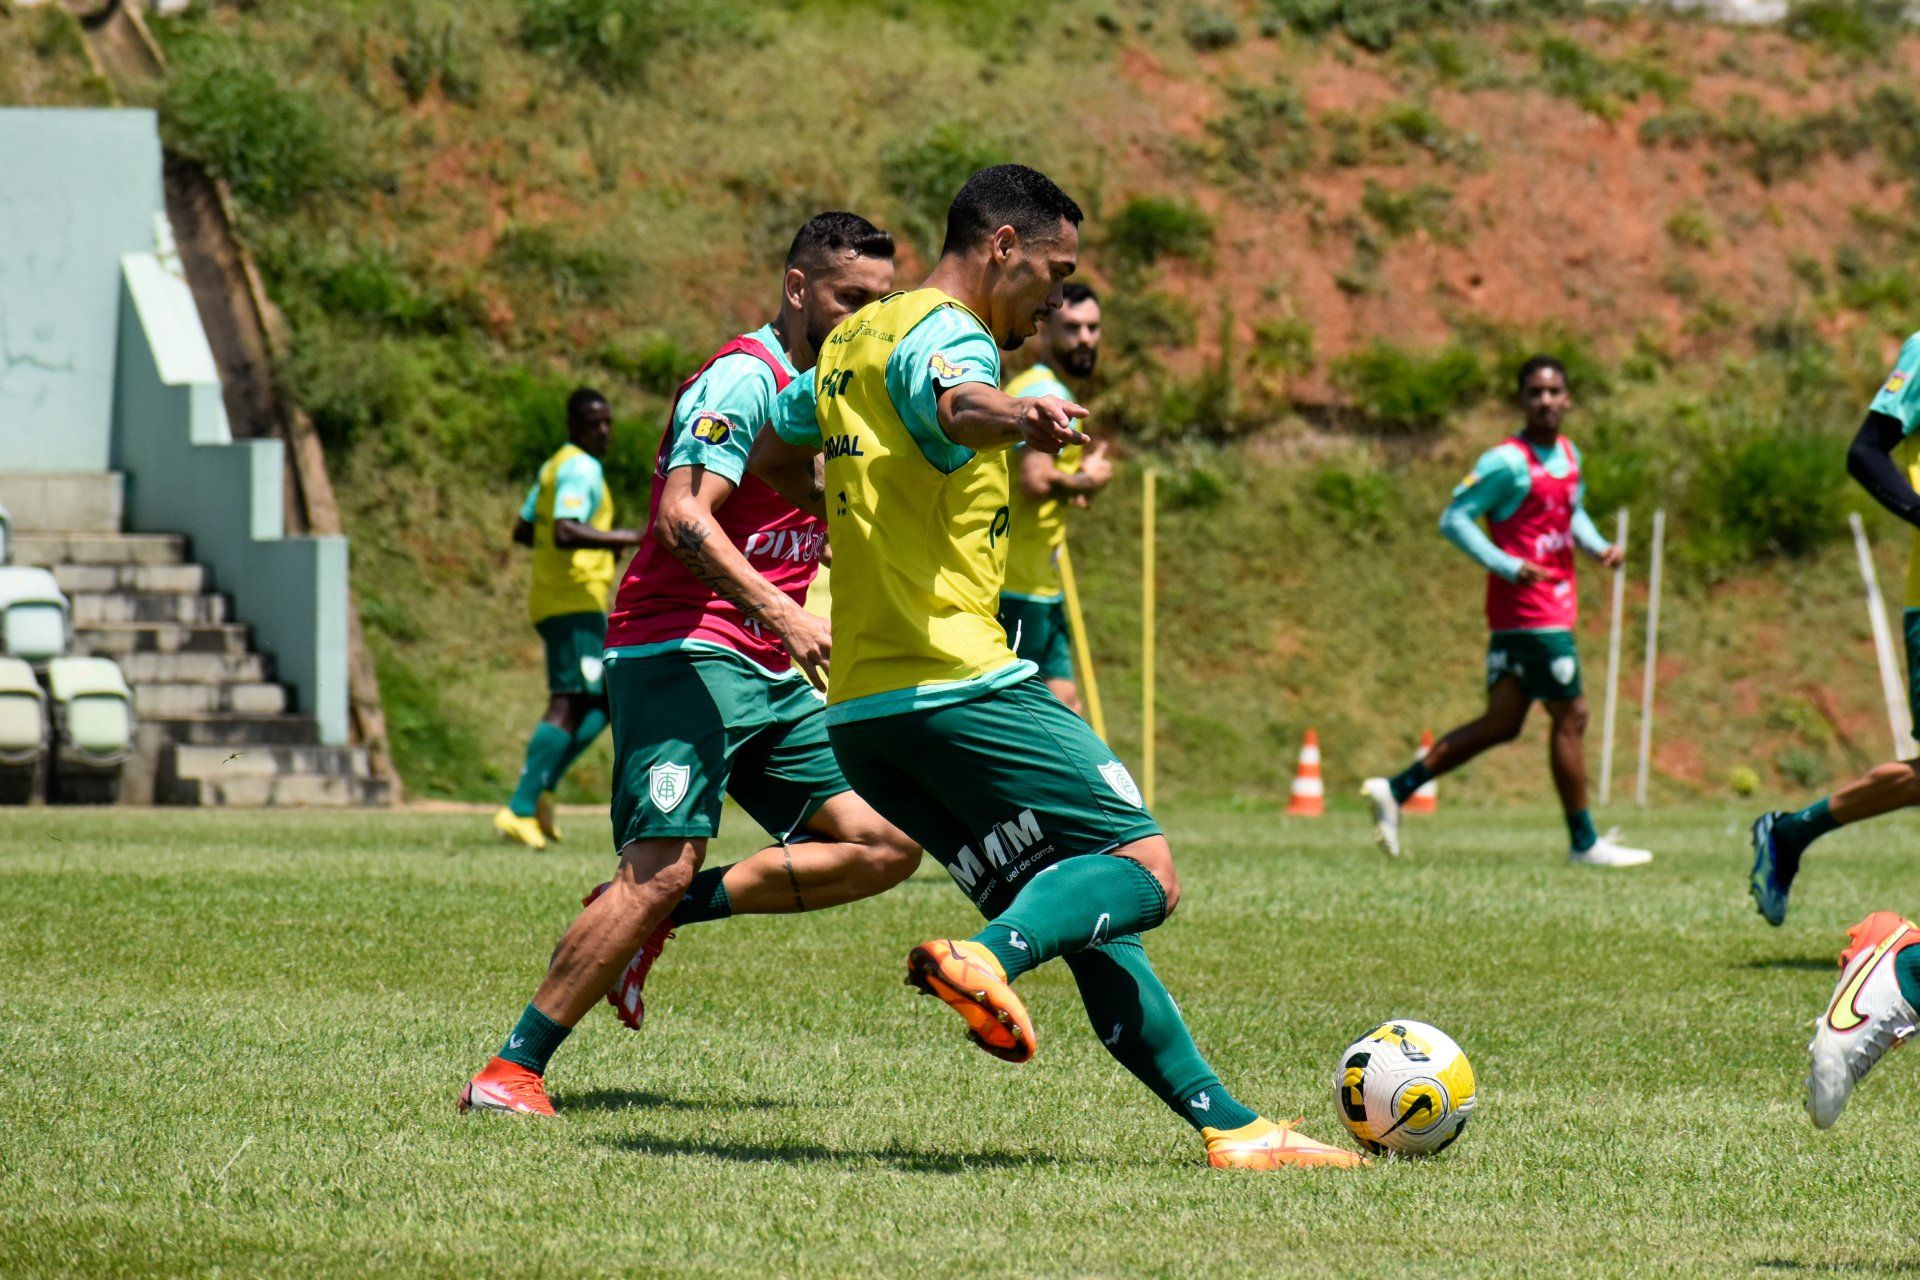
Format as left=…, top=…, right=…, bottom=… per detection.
left=1142, top=469, right=1157, bottom=809
left=1057, top=542, right=1108, bottom=742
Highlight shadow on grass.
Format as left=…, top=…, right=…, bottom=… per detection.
left=1746, top=957, right=1838, bottom=971
left=602, top=1133, right=1063, bottom=1173
left=1757, top=1261, right=1920, bottom=1273
left=561, top=1089, right=790, bottom=1114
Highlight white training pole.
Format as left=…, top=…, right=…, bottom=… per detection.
left=1599, top=509, right=1629, bottom=806
left=1634, top=509, right=1665, bottom=807
left=1850, top=512, right=1916, bottom=758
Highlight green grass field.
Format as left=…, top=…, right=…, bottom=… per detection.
left=4, top=802, right=1919, bottom=1278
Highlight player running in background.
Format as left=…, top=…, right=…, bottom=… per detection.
left=998, top=282, right=1113, bottom=715
left=461, top=214, right=921, bottom=1117
left=1751, top=331, right=1920, bottom=926
left=494, top=389, right=644, bottom=852
left=1362, top=358, right=1651, bottom=868
left=752, top=165, right=1364, bottom=1169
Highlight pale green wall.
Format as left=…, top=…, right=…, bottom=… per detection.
left=0, top=110, right=163, bottom=471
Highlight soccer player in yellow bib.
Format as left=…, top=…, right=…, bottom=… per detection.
left=495, top=389, right=645, bottom=851
left=753, top=165, right=1364, bottom=1169
left=999, top=282, right=1113, bottom=715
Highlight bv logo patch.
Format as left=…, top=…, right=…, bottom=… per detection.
left=929, top=352, right=971, bottom=383
left=691, top=412, right=734, bottom=445
left=649, top=763, right=691, bottom=814
left=1888, top=372, right=1909, bottom=396
left=580, top=655, right=605, bottom=695
left=1100, top=760, right=1143, bottom=808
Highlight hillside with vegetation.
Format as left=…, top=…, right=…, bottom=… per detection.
left=8, top=0, right=1920, bottom=808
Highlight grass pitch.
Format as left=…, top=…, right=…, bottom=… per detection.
left=3, top=802, right=1917, bottom=1278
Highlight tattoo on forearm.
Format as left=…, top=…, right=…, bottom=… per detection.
left=781, top=842, right=806, bottom=911
left=667, top=518, right=767, bottom=619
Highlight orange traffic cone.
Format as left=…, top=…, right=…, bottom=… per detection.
left=1404, top=730, right=1439, bottom=814
left=1285, top=728, right=1325, bottom=816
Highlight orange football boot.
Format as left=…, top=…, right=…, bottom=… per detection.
left=1204, top=1117, right=1370, bottom=1169
left=458, top=1056, right=556, bottom=1116
left=906, top=939, right=1036, bottom=1062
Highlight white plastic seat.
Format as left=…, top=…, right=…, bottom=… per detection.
left=0, top=566, right=69, bottom=664
left=47, top=656, right=134, bottom=764
left=0, top=655, right=45, bottom=765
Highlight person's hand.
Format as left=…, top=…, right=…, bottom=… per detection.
left=1019, top=396, right=1091, bottom=454
left=1598, top=544, right=1625, bottom=570
left=772, top=600, right=831, bottom=691
left=1513, top=560, right=1557, bottom=585
left=1077, top=445, right=1114, bottom=489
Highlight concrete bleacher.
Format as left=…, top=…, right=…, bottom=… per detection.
left=0, top=472, right=387, bottom=806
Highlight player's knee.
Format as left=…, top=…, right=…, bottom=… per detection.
left=1486, top=716, right=1525, bottom=746
left=1557, top=707, right=1589, bottom=737
left=857, top=827, right=922, bottom=886
left=1873, top=760, right=1920, bottom=800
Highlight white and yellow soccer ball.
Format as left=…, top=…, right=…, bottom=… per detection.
left=1334, top=1019, right=1476, bottom=1156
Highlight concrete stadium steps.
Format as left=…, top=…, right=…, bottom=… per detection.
left=0, top=480, right=383, bottom=806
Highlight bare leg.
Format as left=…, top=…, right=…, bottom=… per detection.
left=1112, top=834, right=1180, bottom=915
left=1829, top=759, right=1920, bottom=825
left=1419, top=675, right=1532, bottom=779
left=532, top=837, right=702, bottom=1027
left=1045, top=677, right=1083, bottom=717
left=542, top=692, right=589, bottom=735
left=717, top=792, right=921, bottom=915
left=1543, top=695, right=1591, bottom=817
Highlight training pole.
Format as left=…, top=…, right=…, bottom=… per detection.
left=1599, top=509, right=1629, bottom=806
left=1056, top=542, right=1108, bottom=742
left=1143, top=469, right=1157, bottom=809
left=1634, top=509, right=1665, bottom=807
left=1850, top=512, right=1916, bottom=758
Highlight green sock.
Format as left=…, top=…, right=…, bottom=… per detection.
left=509, top=723, right=571, bottom=817
left=1897, top=943, right=1920, bottom=1011
left=972, top=854, right=1168, bottom=980
left=669, top=865, right=733, bottom=925
left=1772, top=798, right=1840, bottom=869
left=1389, top=761, right=1433, bottom=805
left=1568, top=809, right=1598, bottom=853
left=499, top=1003, right=569, bottom=1074
left=1064, top=935, right=1260, bottom=1132
left=546, top=705, right=609, bottom=790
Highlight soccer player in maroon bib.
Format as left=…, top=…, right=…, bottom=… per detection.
left=1363, top=357, right=1652, bottom=867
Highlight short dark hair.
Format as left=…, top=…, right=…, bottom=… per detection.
left=940, top=164, right=1084, bottom=257
left=1516, top=355, right=1568, bottom=395
left=1060, top=282, right=1099, bottom=307
left=786, top=212, right=895, bottom=271
left=567, top=387, right=609, bottom=423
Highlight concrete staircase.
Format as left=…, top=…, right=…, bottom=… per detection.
left=3, top=474, right=389, bottom=805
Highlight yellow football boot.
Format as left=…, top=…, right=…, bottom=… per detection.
left=535, top=791, right=564, bottom=843
left=906, top=939, right=1036, bottom=1062
left=492, top=806, right=548, bottom=852
left=1204, top=1117, right=1370, bottom=1170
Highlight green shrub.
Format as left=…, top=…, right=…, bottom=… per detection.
left=1537, top=37, right=1686, bottom=120
left=1165, top=464, right=1228, bottom=510
left=1105, top=197, right=1215, bottom=272
left=1262, top=0, right=1481, bottom=51
left=1181, top=5, right=1242, bottom=49
left=1099, top=287, right=1198, bottom=360
left=1204, top=82, right=1312, bottom=187
left=1250, top=316, right=1316, bottom=376
left=1686, top=430, right=1848, bottom=567
left=310, top=247, right=468, bottom=335
left=491, top=225, right=634, bottom=304
left=1310, top=464, right=1396, bottom=538
left=1784, top=0, right=1905, bottom=59
left=520, top=0, right=746, bottom=86
left=879, top=122, right=1013, bottom=256
left=392, top=9, right=480, bottom=106
left=1333, top=341, right=1487, bottom=430
left=1360, top=179, right=1455, bottom=240
left=1665, top=206, right=1716, bottom=249
left=162, top=50, right=357, bottom=211
left=596, top=332, right=702, bottom=396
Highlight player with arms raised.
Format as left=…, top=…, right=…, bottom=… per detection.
left=753, top=166, right=1364, bottom=1169
left=1362, top=357, right=1651, bottom=867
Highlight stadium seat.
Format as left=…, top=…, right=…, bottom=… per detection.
left=46, top=655, right=133, bottom=804
left=0, top=655, right=46, bottom=804
left=0, top=566, right=70, bottom=665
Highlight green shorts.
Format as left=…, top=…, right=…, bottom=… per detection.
left=1487, top=629, right=1582, bottom=703
left=606, top=645, right=848, bottom=847
left=536, top=611, right=608, bottom=696
left=997, top=595, right=1073, bottom=683
left=1905, top=609, right=1920, bottom=729
left=829, top=675, right=1160, bottom=917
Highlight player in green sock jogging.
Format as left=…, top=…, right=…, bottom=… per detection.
left=1751, top=331, right=1920, bottom=926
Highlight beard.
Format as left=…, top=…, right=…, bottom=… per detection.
left=1056, top=345, right=1098, bottom=378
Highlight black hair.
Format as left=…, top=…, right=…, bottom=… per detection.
left=567, top=387, right=609, bottom=423
left=1060, top=282, right=1099, bottom=307
left=939, top=164, right=1084, bottom=257
left=786, top=212, right=895, bottom=270
left=1515, top=355, right=1568, bottom=396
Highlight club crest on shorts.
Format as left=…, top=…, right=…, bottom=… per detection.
left=649, top=763, right=690, bottom=813
left=579, top=655, right=605, bottom=694
left=1100, top=759, right=1143, bottom=808
left=1550, top=656, right=1577, bottom=686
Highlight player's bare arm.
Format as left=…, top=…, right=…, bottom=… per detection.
left=655, top=462, right=831, bottom=688
left=552, top=517, right=645, bottom=550
left=1018, top=438, right=1111, bottom=500
left=941, top=383, right=1089, bottom=454
left=747, top=429, right=827, bottom=517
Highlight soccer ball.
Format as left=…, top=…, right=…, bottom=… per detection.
left=1333, top=1019, right=1476, bottom=1156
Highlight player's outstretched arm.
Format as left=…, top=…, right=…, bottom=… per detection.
left=552, top=519, right=645, bottom=550
left=656, top=464, right=831, bottom=689
left=748, top=430, right=827, bottom=518
left=1847, top=411, right=1920, bottom=530
left=941, top=384, right=1090, bottom=455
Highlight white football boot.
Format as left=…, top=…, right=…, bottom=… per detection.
left=1360, top=777, right=1401, bottom=857
left=1807, top=911, right=1920, bottom=1129
left=1568, top=829, right=1651, bottom=867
